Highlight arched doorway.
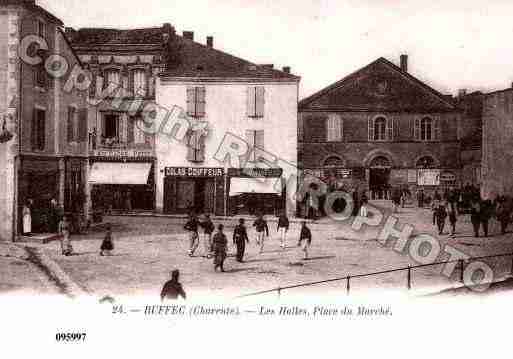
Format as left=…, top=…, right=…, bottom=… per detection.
left=369, top=155, right=392, bottom=200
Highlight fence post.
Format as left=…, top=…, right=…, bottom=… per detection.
left=511, top=254, right=513, bottom=276
left=346, top=276, right=350, bottom=295
left=407, top=266, right=412, bottom=290
left=277, top=287, right=281, bottom=299
left=459, top=260, right=465, bottom=283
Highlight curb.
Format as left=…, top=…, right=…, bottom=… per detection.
left=23, top=246, right=89, bottom=299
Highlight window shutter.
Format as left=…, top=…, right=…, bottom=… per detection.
left=393, top=117, right=399, bottom=140
left=414, top=117, right=421, bottom=141
left=186, top=87, right=195, bottom=116
left=186, top=131, right=195, bottom=161
left=339, top=117, right=344, bottom=141
left=368, top=117, right=374, bottom=141
left=325, top=117, right=331, bottom=142
left=89, top=75, right=96, bottom=98
left=79, top=108, right=88, bottom=141
left=197, top=133, right=206, bottom=162
left=197, top=87, right=206, bottom=118
left=67, top=107, right=74, bottom=142
left=31, top=109, right=37, bottom=150
left=129, top=70, right=134, bottom=94
left=127, top=116, right=135, bottom=143
left=256, top=130, right=264, bottom=161
left=386, top=117, right=393, bottom=141
left=246, top=130, right=255, bottom=162
left=37, top=110, right=45, bottom=150
left=433, top=117, right=441, bottom=141
left=255, top=86, right=265, bottom=118
left=247, top=87, right=256, bottom=117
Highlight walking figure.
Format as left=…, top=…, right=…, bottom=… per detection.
left=233, top=218, right=249, bottom=262
left=470, top=198, right=481, bottom=237
left=22, top=199, right=32, bottom=236
left=277, top=213, right=290, bottom=249
left=434, top=202, right=447, bottom=235
left=449, top=207, right=457, bottom=237
left=253, top=214, right=269, bottom=254
left=160, top=269, right=186, bottom=301
left=59, top=215, right=73, bottom=256
left=298, top=221, right=312, bottom=260
left=213, top=224, right=228, bottom=272
left=100, top=224, right=114, bottom=256
left=184, top=213, right=200, bottom=257
left=200, top=214, right=215, bottom=258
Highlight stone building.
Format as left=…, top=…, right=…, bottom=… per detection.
left=482, top=87, right=513, bottom=199
left=298, top=55, right=461, bottom=204
left=66, top=24, right=178, bottom=213
left=156, top=36, right=299, bottom=217
left=0, top=0, right=89, bottom=240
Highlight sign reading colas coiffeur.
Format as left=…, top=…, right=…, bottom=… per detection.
left=164, top=167, right=225, bottom=177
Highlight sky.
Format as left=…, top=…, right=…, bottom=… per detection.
left=38, top=0, right=513, bottom=99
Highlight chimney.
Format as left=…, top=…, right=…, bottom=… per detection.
left=458, top=89, right=467, bottom=98
left=206, top=36, right=213, bottom=48
left=282, top=66, right=291, bottom=74
left=400, top=54, right=408, bottom=72
left=183, top=31, right=194, bottom=41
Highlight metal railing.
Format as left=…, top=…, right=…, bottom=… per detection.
left=236, top=252, right=513, bottom=299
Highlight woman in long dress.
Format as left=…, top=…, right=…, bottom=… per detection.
left=22, top=200, right=32, bottom=236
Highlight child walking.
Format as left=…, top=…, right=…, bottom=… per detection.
left=100, top=224, right=114, bottom=256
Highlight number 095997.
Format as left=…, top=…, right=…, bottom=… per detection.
left=55, top=333, right=87, bottom=342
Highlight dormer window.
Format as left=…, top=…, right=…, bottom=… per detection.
left=37, top=19, right=46, bottom=39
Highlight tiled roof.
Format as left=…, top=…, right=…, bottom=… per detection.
left=299, top=57, right=457, bottom=113
left=67, top=27, right=299, bottom=80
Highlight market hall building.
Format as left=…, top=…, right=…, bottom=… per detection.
left=155, top=32, right=300, bottom=217
left=298, top=55, right=461, bottom=203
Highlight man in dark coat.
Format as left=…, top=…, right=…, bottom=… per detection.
left=184, top=213, right=200, bottom=257
left=233, top=218, right=249, bottom=262
left=213, top=224, right=228, bottom=272
left=298, top=221, right=312, bottom=260
left=470, top=199, right=481, bottom=237
left=434, top=202, right=448, bottom=235
left=479, top=199, right=493, bottom=237
left=253, top=214, right=269, bottom=254
left=200, top=214, right=215, bottom=258
left=160, top=269, right=186, bottom=301
left=277, top=213, right=290, bottom=249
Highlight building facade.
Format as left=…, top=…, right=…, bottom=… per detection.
left=298, top=56, right=461, bottom=206
left=66, top=24, right=179, bottom=213
left=1, top=0, right=89, bottom=240
left=155, top=35, right=299, bottom=217
left=482, top=87, right=513, bottom=199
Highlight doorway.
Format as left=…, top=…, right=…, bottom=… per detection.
left=369, top=156, right=392, bottom=200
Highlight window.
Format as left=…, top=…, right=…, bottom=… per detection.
left=326, top=115, right=343, bottom=142
left=247, top=86, right=265, bottom=118
left=37, top=19, right=46, bottom=39
left=186, top=130, right=206, bottom=163
left=104, top=70, right=121, bottom=88
left=67, top=107, right=78, bottom=142
left=102, top=114, right=119, bottom=145
left=31, top=108, right=45, bottom=151
left=245, top=130, right=264, bottom=162
left=414, top=117, right=440, bottom=141
left=128, top=115, right=146, bottom=144
left=323, top=156, right=344, bottom=167
left=373, top=117, right=387, bottom=141
left=35, top=65, right=47, bottom=88
left=132, top=69, right=147, bottom=97
left=416, top=156, right=436, bottom=169
left=186, top=87, right=206, bottom=118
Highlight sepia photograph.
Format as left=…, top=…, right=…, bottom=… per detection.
left=0, top=0, right=512, bottom=356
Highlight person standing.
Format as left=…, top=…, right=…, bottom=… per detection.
left=298, top=221, right=312, bottom=260
left=233, top=218, right=249, bottom=262
left=200, top=214, right=215, bottom=258
left=212, top=224, right=228, bottom=272
left=448, top=207, right=457, bottom=237
left=277, top=213, right=290, bottom=249
left=470, top=198, right=481, bottom=237
left=22, top=199, right=32, bottom=236
left=496, top=196, right=511, bottom=235
left=480, top=199, right=493, bottom=238
left=160, top=269, right=186, bottom=301
left=434, top=202, right=447, bottom=235
left=59, top=215, right=73, bottom=256
left=253, top=214, right=269, bottom=254
left=417, top=189, right=424, bottom=208
left=184, top=213, right=200, bottom=257
left=49, top=197, right=58, bottom=233
left=360, top=192, right=369, bottom=217
left=100, top=224, right=114, bottom=256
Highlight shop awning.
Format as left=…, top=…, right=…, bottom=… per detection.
left=89, top=162, right=152, bottom=185
left=229, top=177, right=281, bottom=197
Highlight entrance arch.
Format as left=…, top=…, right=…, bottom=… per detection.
left=368, top=155, right=392, bottom=200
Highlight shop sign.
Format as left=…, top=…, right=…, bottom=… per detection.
left=165, top=167, right=224, bottom=177
left=440, top=172, right=456, bottom=182
left=418, top=169, right=440, bottom=186
left=93, top=149, right=154, bottom=159
left=228, top=168, right=283, bottom=178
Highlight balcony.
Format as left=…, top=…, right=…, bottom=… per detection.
left=89, top=133, right=155, bottom=159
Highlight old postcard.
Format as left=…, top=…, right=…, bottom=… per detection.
left=0, top=0, right=511, bottom=356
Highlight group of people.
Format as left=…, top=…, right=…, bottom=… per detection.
left=183, top=212, right=313, bottom=272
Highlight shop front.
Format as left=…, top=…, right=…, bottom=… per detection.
left=89, top=149, right=156, bottom=213
left=228, top=168, right=285, bottom=216
left=163, top=167, right=225, bottom=215
left=18, top=157, right=60, bottom=233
